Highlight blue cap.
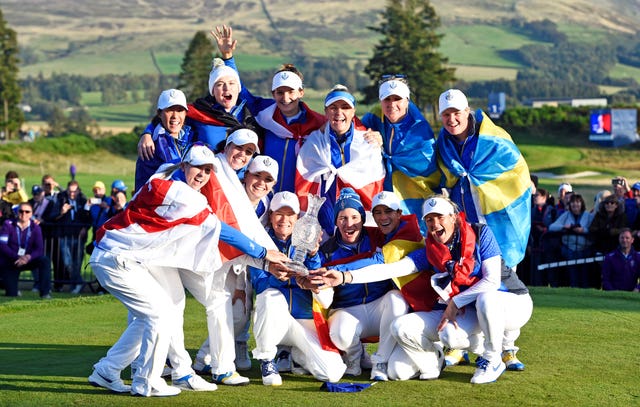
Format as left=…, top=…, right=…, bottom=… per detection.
left=632, top=182, right=640, bottom=191
left=334, top=187, right=365, bottom=224
left=111, top=179, right=127, bottom=192
left=32, top=185, right=43, bottom=195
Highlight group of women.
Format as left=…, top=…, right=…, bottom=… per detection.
left=87, top=24, right=533, bottom=397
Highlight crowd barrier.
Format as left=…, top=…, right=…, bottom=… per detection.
left=17, top=223, right=98, bottom=293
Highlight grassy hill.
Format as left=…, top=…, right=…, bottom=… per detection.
left=4, top=0, right=640, bottom=83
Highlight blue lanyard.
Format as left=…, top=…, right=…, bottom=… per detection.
left=16, top=224, right=31, bottom=250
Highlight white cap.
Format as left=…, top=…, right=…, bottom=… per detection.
left=183, top=144, right=216, bottom=167
left=270, top=191, right=300, bottom=214
left=372, top=191, right=401, bottom=211
left=247, top=155, right=279, bottom=181
left=379, top=80, right=410, bottom=100
left=422, top=197, right=455, bottom=218
left=208, top=58, right=241, bottom=96
left=438, top=89, right=469, bottom=115
left=271, top=71, right=303, bottom=91
left=226, top=128, right=260, bottom=153
left=157, top=89, right=188, bottom=111
left=558, top=183, right=573, bottom=194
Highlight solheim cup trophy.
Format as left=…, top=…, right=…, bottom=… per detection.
left=288, top=194, right=326, bottom=276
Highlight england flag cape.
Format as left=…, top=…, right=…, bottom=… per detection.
left=295, top=120, right=385, bottom=218
left=94, top=177, right=222, bottom=275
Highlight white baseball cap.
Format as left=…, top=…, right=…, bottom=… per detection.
left=379, top=80, right=410, bottom=100
left=270, top=191, right=300, bottom=214
left=372, top=191, right=401, bottom=211
left=271, top=71, right=303, bottom=91
left=438, top=89, right=469, bottom=115
left=422, top=197, right=455, bottom=218
left=208, top=58, right=241, bottom=96
left=247, top=155, right=279, bottom=181
left=226, top=128, right=260, bottom=153
left=558, top=182, right=573, bottom=194
left=183, top=144, right=216, bottom=167
left=157, top=89, right=188, bottom=111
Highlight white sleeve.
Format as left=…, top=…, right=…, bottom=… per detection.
left=348, top=256, right=418, bottom=284
left=313, top=287, right=334, bottom=309
left=452, top=255, right=502, bottom=309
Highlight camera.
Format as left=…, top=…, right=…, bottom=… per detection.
left=612, top=178, right=624, bottom=186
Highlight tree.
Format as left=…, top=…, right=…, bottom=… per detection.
left=178, top=31, right=215, bottom=102
left=362, top=0, right=455, bottom=111
left=0, top=8, right=23, bottom=139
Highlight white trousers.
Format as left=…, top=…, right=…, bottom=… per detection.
left=389, top=291, right=533, bottom=380
left=252, top=288, right=346, bottom=382
left=90, top=250, right=174, bottom=396
left=328, top=290, right=408, bottom=365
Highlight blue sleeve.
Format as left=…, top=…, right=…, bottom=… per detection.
left=331, top=251, right=385, bottom=271
left=142, top=121, right=154, bottom=136
left=361, top=112, right=382, bottom=132
left=304, top=251, right=323, bottom=270
left=407, top=247, right=430, bottom=271
left=219, top=222, right=267, bottom=259
left=478, top=225, right=502, bottom=260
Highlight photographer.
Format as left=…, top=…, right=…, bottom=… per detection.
left=549, top=194, right=594, bottom=288
left=2, top=170, right=28, bottom=206
left=611, top=176, right=633, bottom=206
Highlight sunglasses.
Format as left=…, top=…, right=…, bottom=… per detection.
left=378, top=74, right=408, bottom=85
left=19, top=210, right=32, bottom=214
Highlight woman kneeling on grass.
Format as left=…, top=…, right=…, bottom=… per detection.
left=88, top=144, right=287, bottom=397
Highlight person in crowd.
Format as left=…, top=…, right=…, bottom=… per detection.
left=41, top=174, right=60, bottom=203
left=191, top=128, right=280, bottom=385
left=529, top=188, right=552, bottom=286
left=318, top=189, right=416, bottom=381
left=361, top=74, right=438, bottom=233
left=29, top=185, right=53, bottom=225
left=211, top=25, right=326, bottom=193
left=601, top=228, right=640, bottom=291
left=624, top=182, right=640, bottom=226
left=87, top=144, right=288, bottom=397
left=591, top=189, right=612, bottom=214
left=50, top=180, right=90, bottom=294
left=434, top=89, right=531, bottom=272
left=590, top=194, right=628, bottom=255
left=548, top=194, right=594, bottom=288
left=2, top=170, right=28, bottom=206
left=250, top=191, right=346, bottom=386
left=555, top=182, right=573, bottom=216
left=0, top=202, right=51, bottom=298
left=611, top=176, right=633, bottom=208
left=135, top=89, right=194, bottom=192
left=313, top=195, right=532, bottom=384
left=295, top=84, right=385, bottom=238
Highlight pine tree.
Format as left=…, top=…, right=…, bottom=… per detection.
left=0, top=8, right=23, bottom=139
left=178, top=31, right=215, bottom=102
left=363, top=0, right=455, bottom=111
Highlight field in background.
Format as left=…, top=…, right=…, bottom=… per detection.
left=0, top=287, right=637, bottom=406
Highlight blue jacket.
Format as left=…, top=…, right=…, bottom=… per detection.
left=320, top=228, right=392, bottom=309
left=250, top=228, right=322, bottom=319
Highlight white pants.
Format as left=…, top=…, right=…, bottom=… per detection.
left=90, top=250, right=174, bottom=396
left=193, top=265, right=251, bottom=374
left=389, top=291, right=533, bottom=380
left=252, top=288, right=346, bottom=382
left=328, top=290, right=408, bottom=365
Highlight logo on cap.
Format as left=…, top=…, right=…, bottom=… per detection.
left=389, top=82, right=397, bottom=89
left=445, top=92, right=454, bottom=101
left=263, top=157, right=273, bottom=166
left=427, top=198, right=437, bottom=207
left=378, top=192, right=388, bottom=199
left=280, top=72, right=289, bottom=80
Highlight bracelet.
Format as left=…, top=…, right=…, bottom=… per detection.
left=340, top=272, right=346, bottom=286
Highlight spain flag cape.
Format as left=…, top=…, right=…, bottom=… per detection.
left=436, top=110, right=532, bottom=268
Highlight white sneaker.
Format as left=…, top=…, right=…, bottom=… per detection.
left=132, top=383, right=181, bottom=397
left=344, top=358, right=361, bottom=376
left=212, top=371, right=250, bottom=386
left=235, top=341, right=252, bottom=371
left=370, top=362, right=388, bottom=381
left=88, top=370, right=131, bottom=393
left=172, top=374, right=217, bottom=391
left=260, top=359, right=283, bottom=386
left=470, top=357, right=506, bottom=384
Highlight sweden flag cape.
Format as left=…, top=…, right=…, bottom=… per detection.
left=436, top=110, right=531, bottom=268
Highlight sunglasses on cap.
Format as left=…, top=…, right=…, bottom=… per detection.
left=378, top=74, right=408, bottom=85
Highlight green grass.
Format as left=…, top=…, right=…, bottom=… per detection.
left=609, top=63, right=640, bottom=84
left=0, top=287, right=638, bottom=406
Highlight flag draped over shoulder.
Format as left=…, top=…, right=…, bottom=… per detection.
left=375, top=214, right=440, bottom=312
left=437, top=110, right=532, bottom=268
left=295, top=119, right=385, bottom=212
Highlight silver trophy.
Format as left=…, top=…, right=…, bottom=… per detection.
left=288, top=194, right=326, bottom=276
